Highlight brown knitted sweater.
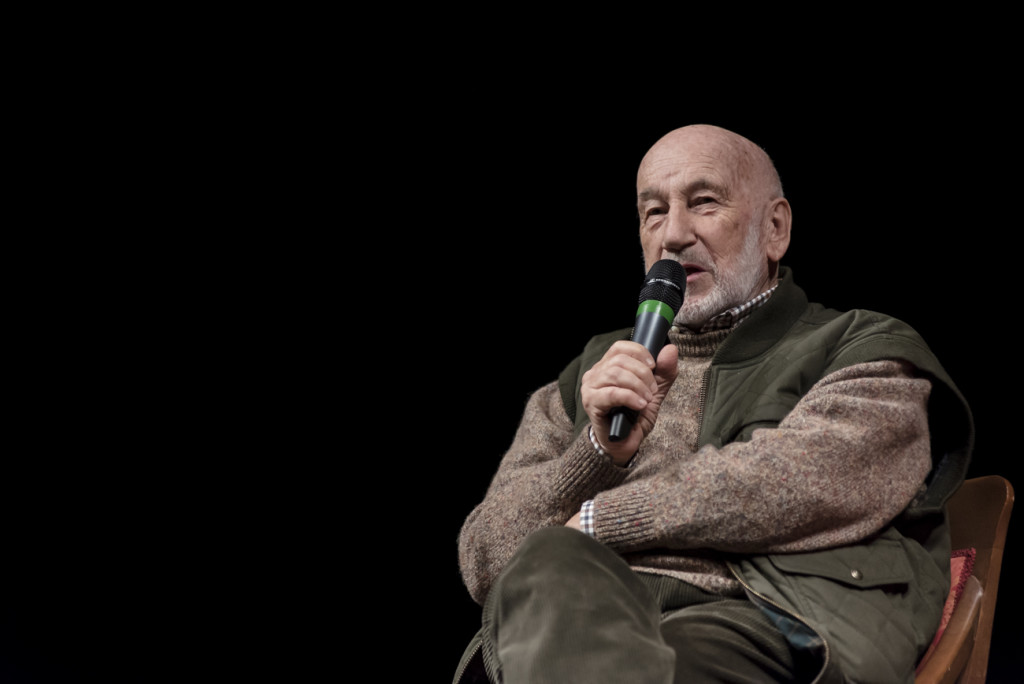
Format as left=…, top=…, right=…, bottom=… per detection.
left=457, top=325, right=933, bottom=606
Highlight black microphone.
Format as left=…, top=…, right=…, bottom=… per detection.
left=608, top=259, right=686, bottom=442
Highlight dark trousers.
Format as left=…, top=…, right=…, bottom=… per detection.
left=480, top=527, right=806, bottom=683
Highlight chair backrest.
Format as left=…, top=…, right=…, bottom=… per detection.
left=915, top=475, right=1014, bottom=684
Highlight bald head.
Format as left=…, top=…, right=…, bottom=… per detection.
left=639, top=125, right=783, bottom=204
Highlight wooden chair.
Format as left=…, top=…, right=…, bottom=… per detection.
left=915, top=475, right=1014, bottom=683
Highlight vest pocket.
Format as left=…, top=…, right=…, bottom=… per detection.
left=768, top=535, right=914, bottom=589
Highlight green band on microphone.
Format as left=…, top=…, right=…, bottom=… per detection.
left=636, top=299, right=675, bottom=324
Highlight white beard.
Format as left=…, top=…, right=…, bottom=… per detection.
left=674, top=221, right=769, bottom=329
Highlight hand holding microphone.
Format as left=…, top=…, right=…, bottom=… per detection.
left=609, top=259, right=686, bottom=440
left=581, top=260, right=686, bottom=461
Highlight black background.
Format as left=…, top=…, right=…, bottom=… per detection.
left=2, top=57, right=1021, bottom=681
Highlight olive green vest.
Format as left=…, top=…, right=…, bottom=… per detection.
left=556, top=267, right=974, bottom=682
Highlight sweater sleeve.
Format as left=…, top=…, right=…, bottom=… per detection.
left=590, top=359, right=933, bottom=555
left=456, top=381, right=631, bottom=605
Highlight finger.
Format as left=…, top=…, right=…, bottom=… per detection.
left=586, top=385, right=650, bottom=416
left=606, top=340, right=657, bottom=367
left=583, top=361, right=655, bottom=406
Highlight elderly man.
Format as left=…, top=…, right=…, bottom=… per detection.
left=454, top=125, right=973, bottom=683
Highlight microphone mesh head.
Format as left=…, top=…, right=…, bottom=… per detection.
left=639, top=260, right=686, bottom=313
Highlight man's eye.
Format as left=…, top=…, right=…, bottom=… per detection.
left=692, top=196, right=716, bottom=206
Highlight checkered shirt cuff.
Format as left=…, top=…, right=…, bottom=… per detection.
left=579, top=500, right=596, bottom=537
left=589, top=425, right=638, bottom=469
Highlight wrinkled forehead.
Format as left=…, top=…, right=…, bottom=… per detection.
left=637, top=129, right=763, bottom=195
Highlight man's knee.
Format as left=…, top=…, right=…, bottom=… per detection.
left=497, top=527, right=661, bottom=628
left=515, top=525, right=594, bottom=558
left=499, top=527, right=613, bottom=595
left=503, top=526, right=644, bottom=589
left=486, top=527, right=676, bottom=683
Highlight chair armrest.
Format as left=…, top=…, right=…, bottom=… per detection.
left=915, top=575, right=983, bottom=683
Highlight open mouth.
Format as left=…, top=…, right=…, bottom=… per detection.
left=681, top=264, right=708, bottom=282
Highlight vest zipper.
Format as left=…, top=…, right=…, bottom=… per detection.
left=696, top=366, right=711, bottom=448
left=726, top=562, right=830, bottom=684
left=453, top=639, right=482, bottom=683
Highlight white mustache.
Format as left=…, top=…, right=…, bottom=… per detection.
left=663, top=251, right=714, bottom=275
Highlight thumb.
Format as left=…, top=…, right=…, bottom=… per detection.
left=654, top=343, right=678, bottom=391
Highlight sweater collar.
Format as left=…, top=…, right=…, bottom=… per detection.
left=668, top=281, right=780, bottom=357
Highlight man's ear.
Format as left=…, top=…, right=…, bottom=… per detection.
left=764, top=197, right=792, bottom=263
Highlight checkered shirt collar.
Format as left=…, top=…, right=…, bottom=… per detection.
left=696, top=284, right=779, bottom=332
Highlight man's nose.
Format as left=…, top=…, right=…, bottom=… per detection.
left=662, top=204, right=697, bottom=253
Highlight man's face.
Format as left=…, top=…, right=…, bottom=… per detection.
left=636, top=129, right=773, bottom=327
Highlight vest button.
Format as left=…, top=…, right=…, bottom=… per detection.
left=850, top=569, right=863, bottom=580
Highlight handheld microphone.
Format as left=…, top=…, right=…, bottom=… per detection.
left=608, top=259, right=686, bottom=442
